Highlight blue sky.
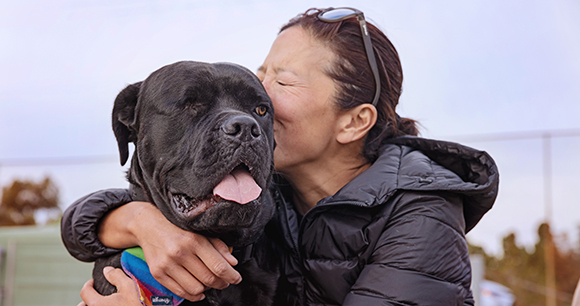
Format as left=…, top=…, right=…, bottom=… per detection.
left=1, top=0, right=579, bottom=254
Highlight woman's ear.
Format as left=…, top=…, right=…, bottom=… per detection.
left=336, top=104, right=378, bottom=144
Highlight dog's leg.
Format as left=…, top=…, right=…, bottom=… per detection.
left=92, top=253, right=123, bottom=295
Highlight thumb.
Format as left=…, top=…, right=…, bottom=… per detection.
left=103, top=266, right=133, bottom=292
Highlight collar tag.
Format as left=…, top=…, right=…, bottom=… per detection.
left=151, top=295, right=173, bottom=305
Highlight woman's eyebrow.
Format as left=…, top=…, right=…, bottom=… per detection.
left=257, top=65, right=297, bottom=77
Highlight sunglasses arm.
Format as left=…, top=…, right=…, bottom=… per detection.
left=357, top=15, right=381, bottom=107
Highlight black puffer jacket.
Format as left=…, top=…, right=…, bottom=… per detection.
left=61, top=136, right=499, bottom=306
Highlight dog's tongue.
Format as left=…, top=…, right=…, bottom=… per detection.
left=213, top=168, right=262, bottom=204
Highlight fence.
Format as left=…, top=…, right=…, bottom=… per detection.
left=0, top=225, right=93, bottom=306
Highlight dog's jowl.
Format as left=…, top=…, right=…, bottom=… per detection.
left=92, top=61, right=278, bottom=306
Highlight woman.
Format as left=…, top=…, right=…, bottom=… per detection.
left=63, top=7, right=499, bottom=306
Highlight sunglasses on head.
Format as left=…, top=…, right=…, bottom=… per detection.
left=318, top=7, right=381, bottom=107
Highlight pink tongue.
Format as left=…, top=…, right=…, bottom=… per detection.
left=213, top=168, right=262, bottom=204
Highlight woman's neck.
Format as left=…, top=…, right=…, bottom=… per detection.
left=284, top=157, right=371, bottom=215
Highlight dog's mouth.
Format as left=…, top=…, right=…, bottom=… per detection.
left=170, top=164, right=262, bottom=218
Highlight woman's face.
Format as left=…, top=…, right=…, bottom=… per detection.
left=257, top=26, right=341, bottom=174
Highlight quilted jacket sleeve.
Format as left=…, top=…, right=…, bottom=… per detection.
left=342, top=191, right=474, bottom=306
left=60, top=188, right=133, bottom=262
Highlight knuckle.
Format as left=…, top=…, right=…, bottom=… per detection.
left=208, top=237, right=221, bottom=245
left=212, top=239, right=227, bottom=251
left=173, top=286, right=186, bottom=296
left=167, top=246, right=186, bottom=259
left=212, top=262, right=230, bottom=276
left=149, top=266, right=165, bottom=280
left=151, top=257, right=170, bottom=270
left=167, top=281, right=204, bottom=299
left=171, top=287, right=188, bottom=298
left=202, top=274, right=218, bottom=286
left=189, top=233, right=203, bottom=245
left=184, top=283, right=205, bottom=296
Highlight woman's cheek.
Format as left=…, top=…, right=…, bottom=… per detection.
left=272, top=121, right=281, bottom=140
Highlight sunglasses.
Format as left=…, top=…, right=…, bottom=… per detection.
left=318, top=7, right=381, bottom=107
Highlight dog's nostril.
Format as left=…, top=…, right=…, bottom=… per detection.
left=223, top=122, right=242, bottom=135
left=251, top=124, right=261, bottom=138
left=222, top=115, right=261, bottom=141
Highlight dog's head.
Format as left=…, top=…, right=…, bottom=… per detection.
left=112, top=61, right=275, bottom=247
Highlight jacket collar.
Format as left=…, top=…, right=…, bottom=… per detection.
left=320, top=136, right=499, bottom=232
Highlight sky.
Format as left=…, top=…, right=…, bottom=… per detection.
left=1, top=0, right=579, bottom=255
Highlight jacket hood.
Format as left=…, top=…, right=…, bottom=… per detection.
left=326, top=136, right=499, bottom=233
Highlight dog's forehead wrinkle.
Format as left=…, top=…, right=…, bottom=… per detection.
left=217, top=75, right=269, bottom=104
left=214, top=61, right=261, bottom=81
left=142, top=67, right=222, bottom=110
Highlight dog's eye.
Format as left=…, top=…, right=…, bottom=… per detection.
left=255, top=105, right=268, bottom=116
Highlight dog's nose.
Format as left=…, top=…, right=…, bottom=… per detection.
left=221, top=115, right=261, bottom=141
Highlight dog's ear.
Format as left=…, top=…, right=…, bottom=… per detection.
left=112, top=82, right=142, bottom=166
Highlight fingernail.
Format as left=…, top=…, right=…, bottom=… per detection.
left=103, top=266, right=114, bottom=274
left=235, top=276, right=242, bottom=285
left=200, top=294, right=206, bottom=301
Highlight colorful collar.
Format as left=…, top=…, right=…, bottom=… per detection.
left=121, top=247, right=185, bottom=306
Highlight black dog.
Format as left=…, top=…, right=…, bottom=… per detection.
left=93, top=61, right=278, bottom=305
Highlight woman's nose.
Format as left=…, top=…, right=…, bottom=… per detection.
left=261, top=78, right=269, bottom=93
left=261, top=80, right=274, bottom=102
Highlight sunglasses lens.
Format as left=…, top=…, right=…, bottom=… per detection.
left=319, top=8, right=358, bottom=20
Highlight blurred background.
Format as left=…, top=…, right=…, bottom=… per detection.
left=0, top=0, right=579, bottom=305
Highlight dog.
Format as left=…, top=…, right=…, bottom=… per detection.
left=92, top=61, right=278, bottom=306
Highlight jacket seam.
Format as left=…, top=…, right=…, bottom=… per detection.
left=420, top=211, right=466, bottom=237
left=395, top=144, right=403, bottom=191
left=389, top=213, right=465, bottom=240
left=347, top=288, right=406, bottom=305
left=368, top=262, right=469, bottom=293
left=378, top=262, right=451, bottom=283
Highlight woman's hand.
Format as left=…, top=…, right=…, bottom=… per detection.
left=98, top=201, right=242, bottom=301
left=78, top=267, right=142, bottom=306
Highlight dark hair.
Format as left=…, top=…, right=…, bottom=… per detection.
left=280, top=8, right=419, bottom=162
